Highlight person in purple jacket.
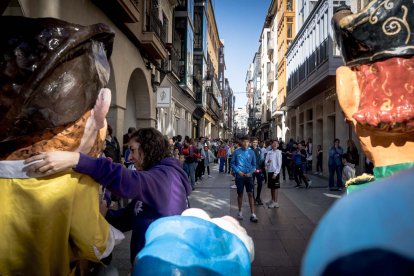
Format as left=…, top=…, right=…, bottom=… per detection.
left=25, top=127, right=192, bottom=264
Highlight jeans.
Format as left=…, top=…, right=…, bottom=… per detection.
left=329, top=165, right=343, bottom=188
left=253, top=171, right=263, bottom=200
left=219, top=157, right=226, bottom=172
left=227, top=157, right=232, bottom=173
left=185, top=162, right=197, bottom=188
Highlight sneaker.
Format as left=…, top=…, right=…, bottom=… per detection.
left=231, top=184, right=237, bottom=189
left=268, top=201, right=279, bottom=208
left=319, top=172, right=323, bottom=176
left=237, top=211, right=243, bottom=220
left=265, top=199, right=273, bottom=206
left=208, top=175, right=213, bottom=178
left=306, top=181, right=312, bottom=189
left=256, top=198, right=264, bottom=206
left=250, top=214, right=258, bottom=223
left=295, top=185, right=301, bottom=188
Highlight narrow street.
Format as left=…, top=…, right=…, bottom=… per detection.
left=112, top=163, right=343, bottom=275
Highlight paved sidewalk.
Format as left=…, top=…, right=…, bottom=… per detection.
left=190, top=165, right=341, bottom=276
left=111, top=164, right=342, bottom=275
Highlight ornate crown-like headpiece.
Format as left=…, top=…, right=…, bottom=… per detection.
left=332, top=0, right=414, bottom=67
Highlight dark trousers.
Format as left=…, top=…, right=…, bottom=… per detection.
left=317, top=159, right=323, bottom=173
left=294, top=164, right=308, bottom=186
left=204, top=165, right=210, bottom=175
left=227, top=157, right=232, bottom=173
left=281, top=160, right=290, bottom=180
left=196, top=160, right=204, bottom=181
left=289, top=160, right=295, bottom=179
left=329, top=165, right=343, bottom=188
left=253, top=171, right=264, bottom=200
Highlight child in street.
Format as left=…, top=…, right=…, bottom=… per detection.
left=342, top=153, right=356, bottom=184
left=203, top=145, right=216, bottom=178
left=217, top=145, right=227, bottom=173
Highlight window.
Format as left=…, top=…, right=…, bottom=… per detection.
left=162, top=13, right=168, bottom=42
left=287, top=0, right=293, bottom=11
left=287, top=17, right=293, bottom=38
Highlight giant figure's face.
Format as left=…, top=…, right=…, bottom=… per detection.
left=351, top=57, right=414, bottom=132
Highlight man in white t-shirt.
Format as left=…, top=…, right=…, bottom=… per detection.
left=264, top=140, right=282, bottom=208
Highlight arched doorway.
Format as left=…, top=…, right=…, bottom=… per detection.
left=124, top=68, right=154, bottom=133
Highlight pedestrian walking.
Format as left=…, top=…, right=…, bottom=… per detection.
left=173, top=148, right=180, bottom=160
left=292, top=143, right=310, bottom=188
left=123, top=127, right=136, bottom=156
left=300, top=141, right=312, bottom=185
left=316, top=145, right=323, bottom=175
left=231, top=136, right=258, bottom=223
left=218, top=145, right=227, bottom=173
left=346, top=139, right=360, bottom=168
left=183, top=139, right=200, bottom=190
left=203, top=145, right=216, bottom=178
left=306, top=138, right=313, bottom=172
left=265, top=140, right=282, bottom=208
left=251, top=137, right=264, bottom=205
left=329, top=138, right=344, bottom=191
left=227, top=143, right=233, bottom=174
left=279, top=142, right=291, bottom=181
left=104, top=125, right=122, bottom=164
left=174, top=135, right=183, bottom=153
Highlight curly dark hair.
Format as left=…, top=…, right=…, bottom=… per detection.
left=130, top=128, right=171, bottom=170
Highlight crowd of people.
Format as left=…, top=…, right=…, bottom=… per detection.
left=56, top=125, right=371, bottom=268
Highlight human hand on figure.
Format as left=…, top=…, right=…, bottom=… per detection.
left=272, top=174, right=277, bottom=179
left=238, top=171, right=245, bottom=177
left=24, top=151, right=80, bottom=177
left=245, top=173, right=251, bottom=177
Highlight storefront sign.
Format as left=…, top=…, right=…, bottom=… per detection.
left=156, top=87, right=172, bottom=108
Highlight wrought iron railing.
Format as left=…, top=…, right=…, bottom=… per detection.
left=146, top=8, right=166, bottom=44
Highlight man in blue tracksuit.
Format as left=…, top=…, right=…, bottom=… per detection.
left=231, top=136, right=258, bottom=223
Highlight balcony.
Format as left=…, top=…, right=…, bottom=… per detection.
left=267, top=38, right=274, bottom=55
left=207, top=93, right=220, bottom=120
left=267, top=69, right=274, bottom=85
left=161, top=45, right=182, bottom=81
left=170, top=46, right=181, bottom=78
left=139, top=8, right=168, bottom=60
left=285, top=0, right=344, bottom=108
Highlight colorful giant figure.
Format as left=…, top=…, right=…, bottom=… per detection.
left=0, top=17, right=123, bottom=275
left=302, top=1, right=414, bottom=275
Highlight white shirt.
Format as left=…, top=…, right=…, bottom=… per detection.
left=265, top=149, right=282, bottom=175
left=260, top=147, right=267, bottom=160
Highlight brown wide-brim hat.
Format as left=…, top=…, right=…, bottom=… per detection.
left=0, top=16, right=115, bottom=144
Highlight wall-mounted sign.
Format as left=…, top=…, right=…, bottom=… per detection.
left=156, top=87, right=172, bottom=108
